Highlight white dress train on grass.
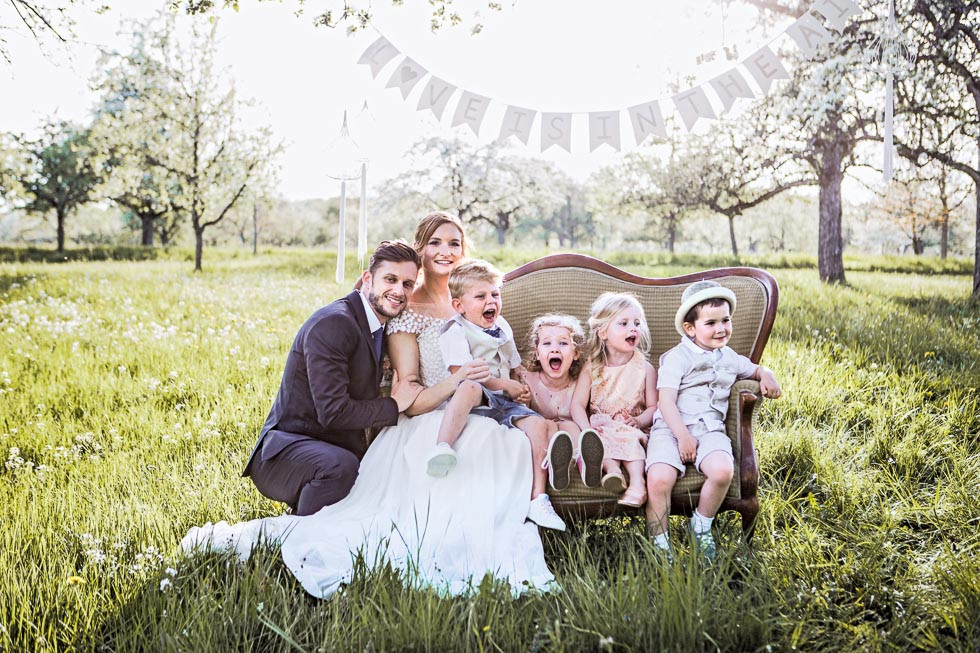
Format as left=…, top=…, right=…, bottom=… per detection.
left=181, top=308, right=554, bottom=598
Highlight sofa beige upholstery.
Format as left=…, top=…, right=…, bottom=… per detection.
left=501, top=254, right=779, bottom=537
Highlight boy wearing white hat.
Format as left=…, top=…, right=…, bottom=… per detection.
left=645, top=280, right=781, bottom=561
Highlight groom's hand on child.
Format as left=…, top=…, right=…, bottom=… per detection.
left=391, top=369, right=424, bottom=412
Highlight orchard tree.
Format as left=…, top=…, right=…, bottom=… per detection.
left=13, top=121, right=101, bottom=251
left=737, top=0, right=889, bottom=284
left=871, top=168, right=950, bottom=254
left=381, top=136, right=563, bottom=245
left=98, top=14, right=279, bottom=270
left=91, top=30, right=183, bottom=248
left=679, top=98, right=813, bottom=255
left=894, top=0, right=980, bottom=295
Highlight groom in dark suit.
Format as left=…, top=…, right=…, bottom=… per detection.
left=244, top=240, right=423, bottom=515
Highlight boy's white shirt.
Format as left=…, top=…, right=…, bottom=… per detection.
left=653, top=336, right=757, bottom=431
left=438, top=313, right=522, bottom=382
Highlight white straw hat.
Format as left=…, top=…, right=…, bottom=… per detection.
left=674, top=281, right=737, bottom=336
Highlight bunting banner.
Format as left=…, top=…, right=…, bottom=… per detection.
left=356, top=0, right=861, bottom=151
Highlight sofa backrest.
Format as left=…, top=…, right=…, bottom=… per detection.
left=501, top=254, right=778, bottom=367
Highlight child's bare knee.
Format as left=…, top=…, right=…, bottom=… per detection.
left=702, top=454, right=734, bottom=483
left=645, top=465, right=677, bottom=493
left=456, top=380, right=484, bottom=404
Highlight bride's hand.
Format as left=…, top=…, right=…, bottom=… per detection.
left=453, top=359, right=491, bottom=385
left=391, top=369, right=423, bottom=413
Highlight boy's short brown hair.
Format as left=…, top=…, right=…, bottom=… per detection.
left=448, top=259, right=502, bottom=298
left=368, top=239, right=422, bottom=274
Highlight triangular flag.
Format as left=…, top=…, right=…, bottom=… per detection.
left=451, top=91, right=491, bottom=135
left=540, top=113, right=572, bottom=152
left=357, top=36, right=399, bottom=79
left=709, top=69, right=755, bottom=112
left=812, top=0, right=861, bottom=31
left=628, top=101, right=667, bottom=145
left=499, top=105, right=537, bottom=144
left=385, top=57, right=427, bottom=99
left=589, top=111, right=621, bottom=151
left=786, top=13, right=835, bottom=59
left=417, top=76, right=457, bottom=120
left=672, top=86, right=717, bottom=131
left=744, top=45, right=790, bottom=93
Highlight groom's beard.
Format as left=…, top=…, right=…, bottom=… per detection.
left=368, top=289, right=407, bottom=320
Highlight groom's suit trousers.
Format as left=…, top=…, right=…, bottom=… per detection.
left=247, top=431, right=360, bottom=515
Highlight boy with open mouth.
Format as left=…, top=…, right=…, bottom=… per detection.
left=431, top=259, right=566, bottom=531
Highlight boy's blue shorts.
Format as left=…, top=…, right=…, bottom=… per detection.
left=471, top=386, right=539, bottom=428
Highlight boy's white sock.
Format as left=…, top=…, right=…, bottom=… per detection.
left=653, top=533, right=670, bottom=549
left=691, top=510, right=713, bottom=535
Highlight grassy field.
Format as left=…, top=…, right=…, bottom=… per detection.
left=0, top=249, right=977, bottom=652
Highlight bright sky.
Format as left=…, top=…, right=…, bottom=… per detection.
left=0, top=0, right=789, bottom=200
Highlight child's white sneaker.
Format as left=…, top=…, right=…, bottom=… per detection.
left=527, top=494, right=566, bottom=531
left=425, top=442, right=458, bottom=478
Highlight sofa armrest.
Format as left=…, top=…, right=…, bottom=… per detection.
left=727, top=379, right=762, bottom=502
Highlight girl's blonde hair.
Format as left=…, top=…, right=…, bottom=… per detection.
left=586, top=292, right=651, bottom=381
left=525, top=314, right=586, bottom=379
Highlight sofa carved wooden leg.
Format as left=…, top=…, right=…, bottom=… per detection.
left=738, top=390, right=760, bottom=544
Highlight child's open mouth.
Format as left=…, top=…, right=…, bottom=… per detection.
left=625, top=335, right=637, bottom=346
left=482, top=308, right=497, bottom=322
left=548, top=356, right=562, bottom=371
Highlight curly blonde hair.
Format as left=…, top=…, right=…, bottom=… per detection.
left=524, top=314, right=586, bottom=379
left=586, top=292, right=651, bottom=383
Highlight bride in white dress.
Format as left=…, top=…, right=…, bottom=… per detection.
left=181, top=213, right=555, bottom=598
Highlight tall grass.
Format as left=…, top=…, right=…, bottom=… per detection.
left=0, top=251, right=977, bottom=651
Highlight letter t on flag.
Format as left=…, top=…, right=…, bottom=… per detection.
left=813, top=0, right=861, bottom=31
left=672, top=86, right=717, bottom=131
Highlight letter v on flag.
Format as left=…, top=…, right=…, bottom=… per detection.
left=417, top=76, right=457, bottom=120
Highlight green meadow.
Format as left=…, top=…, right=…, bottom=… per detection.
left=0, top=249, right=977, bottom=652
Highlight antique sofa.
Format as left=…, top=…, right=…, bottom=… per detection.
left=500, top=254, right=779, bottom=538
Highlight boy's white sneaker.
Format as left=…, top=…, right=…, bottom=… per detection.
left=527, top=494, right=566, bottom=531
left=425, top=442, right=458, bottom=478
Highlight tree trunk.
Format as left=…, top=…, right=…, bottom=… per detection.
left=141, top=215, right=154, bottom=246
left=194, top=227, right=204, bottom=272
left=973, top=180, right=979, bottom=298
left=56, top=207, right=66, bottom=252
left=728, top=215, right=739, bottom=256
left=252, top=203, right=258, bottom=255
left=817, top=150, right=846, bottom=284
left=496, top=224, right=506, bottom=245
left=667, top=223, right=676, bottom=253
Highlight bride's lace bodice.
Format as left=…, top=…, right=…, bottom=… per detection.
left=387, top=308, right=450, bottom=388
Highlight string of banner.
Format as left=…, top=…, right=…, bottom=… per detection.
left=358, top=0, right=863, bottom=152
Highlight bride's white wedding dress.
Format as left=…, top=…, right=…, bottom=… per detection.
left=181, top=308, right=555, bottom=598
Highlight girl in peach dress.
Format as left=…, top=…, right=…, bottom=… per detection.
left=521, top=314, right=604, bottom=491
left=571, top=293, right=658, bottom=507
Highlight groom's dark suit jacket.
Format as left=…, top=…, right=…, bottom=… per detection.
left=243, top=291, right=400, bottom=476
